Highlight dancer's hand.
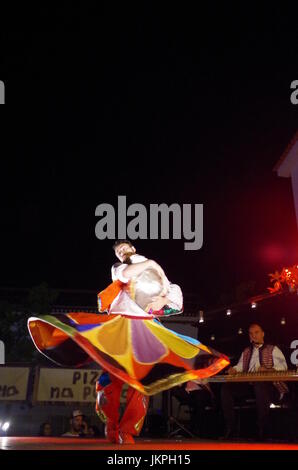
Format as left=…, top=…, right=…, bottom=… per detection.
left=147, top=295, right=168, bottom=312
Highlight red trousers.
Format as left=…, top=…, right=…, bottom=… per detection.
left=96, top=374, right=149, bottom=442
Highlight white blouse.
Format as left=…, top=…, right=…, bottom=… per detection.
left=111, top=254, right=183, bottom=311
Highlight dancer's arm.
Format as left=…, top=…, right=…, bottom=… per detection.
left=121, top=259, right=165, bottom=281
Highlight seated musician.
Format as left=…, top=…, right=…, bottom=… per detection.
left=221, top=323, right=288, bottom=440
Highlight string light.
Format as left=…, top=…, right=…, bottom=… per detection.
left=211, top=334, right=215, bottom=341
left=199, top=264, right=297, bottom=330
left=199, top=310, right=204, bottom=323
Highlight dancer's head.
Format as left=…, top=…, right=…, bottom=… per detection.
left=113, top=239, right=136, bottom=262
left=248, top=323, right=264, bottom=345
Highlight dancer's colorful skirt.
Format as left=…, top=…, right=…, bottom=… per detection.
left=28, top=312, right=229, bottom=396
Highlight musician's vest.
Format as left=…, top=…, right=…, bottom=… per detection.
left=242, top=344, right=289, bottom=395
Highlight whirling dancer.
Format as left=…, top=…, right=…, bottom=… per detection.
left=28, top=240, right=229, bottom=444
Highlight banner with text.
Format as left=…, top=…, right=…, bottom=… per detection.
left=0, top=367, right=30, bottom=401
left=36, top=368, right=103, bottom=402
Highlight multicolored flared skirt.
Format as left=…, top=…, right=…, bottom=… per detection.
left=28, top=312, right=229, bottom=395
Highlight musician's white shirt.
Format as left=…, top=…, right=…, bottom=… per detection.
left=234, top=343, right=288, bottom=372
left=111, top=254, right=183, bottom=311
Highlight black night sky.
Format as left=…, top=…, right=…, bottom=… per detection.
left=1, top=3, right=298, bottom=310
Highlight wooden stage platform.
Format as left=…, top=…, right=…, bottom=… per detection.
left=1, top=436, right=298, bottom=450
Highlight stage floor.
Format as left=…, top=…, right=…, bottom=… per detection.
left=1, top=436, right=298, bottom=450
